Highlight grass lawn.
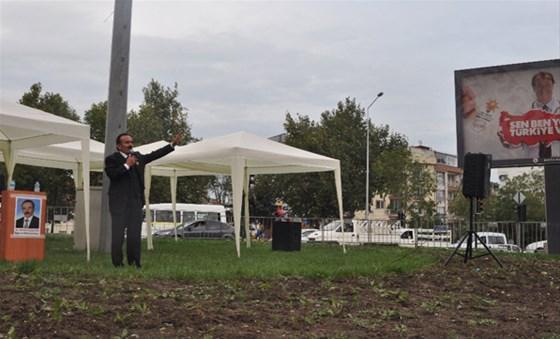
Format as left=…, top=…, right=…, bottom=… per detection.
left=0, top=235, right=441, bottom=280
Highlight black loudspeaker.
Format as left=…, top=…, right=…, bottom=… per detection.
left=462, top=153, right=492, bottom=199
left=272, top=221, right=301, bottom=251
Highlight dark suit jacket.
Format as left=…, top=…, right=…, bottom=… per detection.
left=16, top=216, right=40, bottom=228
left=105, top=144, right=175, bottom=211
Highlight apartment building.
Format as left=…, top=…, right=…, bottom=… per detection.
left=432, top=149, right=462, bottom=219
left=369, top=145, right=462, bottom=221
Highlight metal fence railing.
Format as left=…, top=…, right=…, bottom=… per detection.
left=459, top=221, right=546, bottom=250
left=47, top=208, right=547, bottom=252
left=46, top=205, right=74, bottom=234
left=242, top=216, right=547, bottom=252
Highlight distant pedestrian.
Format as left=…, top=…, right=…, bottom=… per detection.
left=256, top=222, right=264, bottom=240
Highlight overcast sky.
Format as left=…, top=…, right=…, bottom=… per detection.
left=1, top=0, right=559, bottom=155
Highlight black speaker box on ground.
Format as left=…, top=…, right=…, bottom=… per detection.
left=272, top=221, right=301, bottom=251
left=462, top=153, right=492, bottom=199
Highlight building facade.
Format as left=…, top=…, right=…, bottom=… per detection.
left=368, top=145, right=462, bottom=222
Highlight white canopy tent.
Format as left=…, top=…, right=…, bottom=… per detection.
left=134, top=141, right=215, bottom=250
left=152, top=131, right=346, bottom=257
left=0, top=139, right=105, bottom=179
left=0, top=100, right=92, bottom=260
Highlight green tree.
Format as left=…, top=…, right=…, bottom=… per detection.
left=20, top=83, right=80, bottom=121
left=128, top=79, right=191, bottom=144
left=397, top=161, right=437, bottom=227
left=11, top=83, right=80, bottom=205
left=127, top=79, right=210, bottom=203
left=208, top=176, right=232, bottom=205
left=250, top=174, right=281, bottom=217
left=83, top=101, right=108, bottom=186
left=449, top=188, right=499, bottom=222
left=494, top=171, right=545, bottom=221
left=450, top=171, right=544, bottom=222
left=252, top=97, right=412, bottom=218
left=84, top=101, right=107, bottom=142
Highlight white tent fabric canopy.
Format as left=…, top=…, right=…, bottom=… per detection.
left=134, top=141, right=215, bottom=250
left=153, top=131, right=345, bottom=257
left=0, top=139, right=105, bottom=172
left=0, top=100, right=92, bottom=260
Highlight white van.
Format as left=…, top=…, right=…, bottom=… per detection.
left=142, top=203, right=227, bottom=237
left=307, top=220, right=452, bottom=248
left=449, top=232, right=521, bottom=253
left=306, top=220, right=360, bottom=244
left=305, top=220, right=410, bottom=246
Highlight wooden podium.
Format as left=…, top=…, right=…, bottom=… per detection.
left=0, top=190, right=47, bottom=262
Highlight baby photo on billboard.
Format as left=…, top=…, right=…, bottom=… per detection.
left=13, top=196, right=42, bottom=236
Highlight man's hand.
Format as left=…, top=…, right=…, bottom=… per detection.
left=171, top=133, right=183, bottom=146
left=126, top=154, right=138, bottom=167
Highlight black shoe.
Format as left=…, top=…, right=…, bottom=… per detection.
left=128, top=261, right=141, bottom=269
left=114, top=263, right=124, bottom=268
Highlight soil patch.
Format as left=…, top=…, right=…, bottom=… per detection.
left=1, top=254, right=559, bottom=338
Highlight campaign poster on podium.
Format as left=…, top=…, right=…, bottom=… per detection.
left=13, top=195, right=42, bottom=237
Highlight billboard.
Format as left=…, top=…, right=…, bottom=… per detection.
left=456, top=59, right=560, bottom=167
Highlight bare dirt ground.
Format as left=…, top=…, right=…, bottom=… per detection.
left=1, top=254, right=559, bottom=338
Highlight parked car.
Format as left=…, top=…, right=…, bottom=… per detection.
left=153, top=220, right=234, bottom=239
left=525, top=240, right=547, bottom=253
left=301, top=228, right=318, bottom=243
left=433, top=225, right=450, bottom=233
left=496, top=243, right=522, bottom=253
left=306, top=221, right=355, bottom=243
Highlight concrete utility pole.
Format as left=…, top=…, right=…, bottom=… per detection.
left=99, top=0, right=133, bottom=252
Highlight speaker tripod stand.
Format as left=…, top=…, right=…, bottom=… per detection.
left=444, top=196, right=503, bottom=267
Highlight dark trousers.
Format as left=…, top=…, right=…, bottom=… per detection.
left=110, top=197, right=143, bottom=267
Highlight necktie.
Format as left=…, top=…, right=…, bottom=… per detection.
left=539, top=142, right=551, bottom=159
left=539, top=105, right=552, bottom=158
left=24, top=219, right=29, bottom=228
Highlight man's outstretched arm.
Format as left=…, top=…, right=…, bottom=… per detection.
left=143, top=133, right=183, bottom=164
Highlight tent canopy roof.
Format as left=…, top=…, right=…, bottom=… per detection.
left=0, top=100, right=92, bottom=261
left=0, top=139, right=192, bottom=175
left=154, top=131, right=340, bottom=175
left=135, top=141, right=212, bottom=176
left=0, top=139, right=105, bottom=170
left=1, top=100, right=90, bottom=150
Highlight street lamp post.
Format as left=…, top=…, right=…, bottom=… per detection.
left=365, top=92, right=384, bottom=242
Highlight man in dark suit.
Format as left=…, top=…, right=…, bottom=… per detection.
left=15, top=199, right=40, bottom=228
left=105, top=132, right=181, bottom=268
